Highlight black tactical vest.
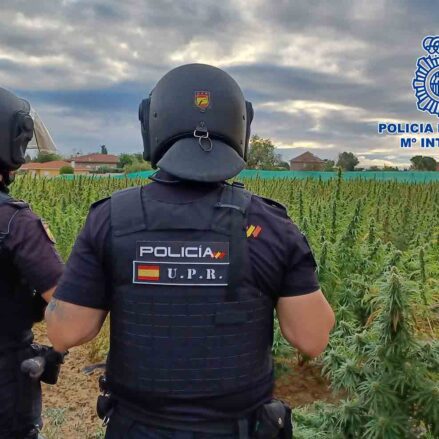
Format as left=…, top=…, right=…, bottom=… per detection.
left=0, top=192, right=37, bottom=345
left=107, top=183, right=274, bottom=402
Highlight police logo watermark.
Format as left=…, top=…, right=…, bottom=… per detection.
left=413, top=36, right=439, bottom=117
left=194, top=91, right=210, bottom=111
left=377, top=36, right=439, bottom=149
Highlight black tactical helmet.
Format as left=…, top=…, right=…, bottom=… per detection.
left=139, top=64, right=254, bottom=182
left=0, top=87, right=34, bottom=171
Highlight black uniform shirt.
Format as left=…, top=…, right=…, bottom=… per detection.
left=54, top=175, right=320, bottom=422
left=55, top=178, right=319, bottom=309
left=0, top=203, right=63, bottom=295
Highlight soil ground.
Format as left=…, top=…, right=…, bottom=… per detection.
left=34, top=326, right=338, bottom=438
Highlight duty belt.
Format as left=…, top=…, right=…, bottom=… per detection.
left=100, top=397, right=292, bottom=438
left=114, top=404, right=254, bottom=436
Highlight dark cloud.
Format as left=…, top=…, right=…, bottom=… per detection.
left=0, top=0, right=438, bottom=165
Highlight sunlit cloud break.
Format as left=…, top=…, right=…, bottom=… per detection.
left=1, top=0, right=438, bottom=167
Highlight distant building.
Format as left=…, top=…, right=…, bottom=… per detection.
left=21, top=161, right=90, bottom=177
left=290, top=151, right=325, bottom=171
left=71, top=153, right=119, bottom=170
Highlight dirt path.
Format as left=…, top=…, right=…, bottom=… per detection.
left=34, top=326, right=337, bottom=438
left=35, top=325, right=105, bottom=438
left=274, top=362, right=340, bottom=407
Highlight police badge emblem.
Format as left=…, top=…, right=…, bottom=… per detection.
left=194, top=91, right=210, bottom=111
left=40, top=219, right=56, bottom=244
left=413, top=36, right=439, bottom=117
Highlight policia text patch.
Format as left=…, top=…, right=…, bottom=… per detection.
left=133, top=241, right=229, bottom=286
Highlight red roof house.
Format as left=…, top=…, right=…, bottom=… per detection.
left=289, top=151, right=325, bottom=171
left=21, top=161, right=89, bottom=176
left=71, top=153, right=119, bottom=170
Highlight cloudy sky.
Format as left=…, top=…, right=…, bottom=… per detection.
left=1, top=0, right=439, bottom=167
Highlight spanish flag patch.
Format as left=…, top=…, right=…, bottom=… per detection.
left=246, top=225, right=262, bottom=239
left=137, top=265, right=160, bottom=281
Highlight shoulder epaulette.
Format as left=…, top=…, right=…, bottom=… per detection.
left=257, top=196, right=288, bottom=213
left=8, top=200, right=29, bottom=209
left=91, top=197, right=110, bottom=209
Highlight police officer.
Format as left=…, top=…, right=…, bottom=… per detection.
left=0, top=88, right=64, bottom=438
left=46, top=64, right=335, bottom=438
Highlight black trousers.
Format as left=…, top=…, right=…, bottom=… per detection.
left=105, top=411, right=239, bottom=439
left=0, top=345, right=42, bottom=438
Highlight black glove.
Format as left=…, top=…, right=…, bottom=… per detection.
left=21, top=344, right=67, bottom=385
left=41, top=346, right=66, bottom=385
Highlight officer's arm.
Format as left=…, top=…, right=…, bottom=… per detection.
left=276, top=290, right=335, bottom=358
left=45, top=299, right=108, bottom=353
left=7, top=209, right=64, bottom=303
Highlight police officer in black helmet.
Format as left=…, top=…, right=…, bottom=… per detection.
left=0, top=88, right=64, bottom=438
left=46, top=64, right=335, bottom=438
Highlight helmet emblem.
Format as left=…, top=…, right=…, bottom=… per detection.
left=194, top=91, right=210, bottom=111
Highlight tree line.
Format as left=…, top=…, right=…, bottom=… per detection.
left=26, top=136, right=438, bottom=173
left=26, top=145, right=152, bottom=174
left=246, top=136, right=438, bottom=171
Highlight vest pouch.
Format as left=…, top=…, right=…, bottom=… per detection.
left=254, top=400, right=292, bottom=439
left=97, top=394, right=114, bottom=422
left=0, top=199, right=36, bottom=336
left=12, top=346, right=42, bottom=436
left=97, top=374, right=114, bottom=425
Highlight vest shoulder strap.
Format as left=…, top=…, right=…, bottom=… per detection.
left=216, top=183, right=252, bottom=214
left=0, top=191, right=12, bottom=206
left=111, top=186, right=146, bottom=236
left=216, top=184, right=253, bottom=302
left=0, top=199, right=28, bottom=250
left=91, top=196, right=110, bottom=209
left=0, top=192, right=29, bottom=209
left=257, top=195, right=288, bottom=214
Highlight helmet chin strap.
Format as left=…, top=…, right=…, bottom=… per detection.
left=148, top=171, right=181, bottom=184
